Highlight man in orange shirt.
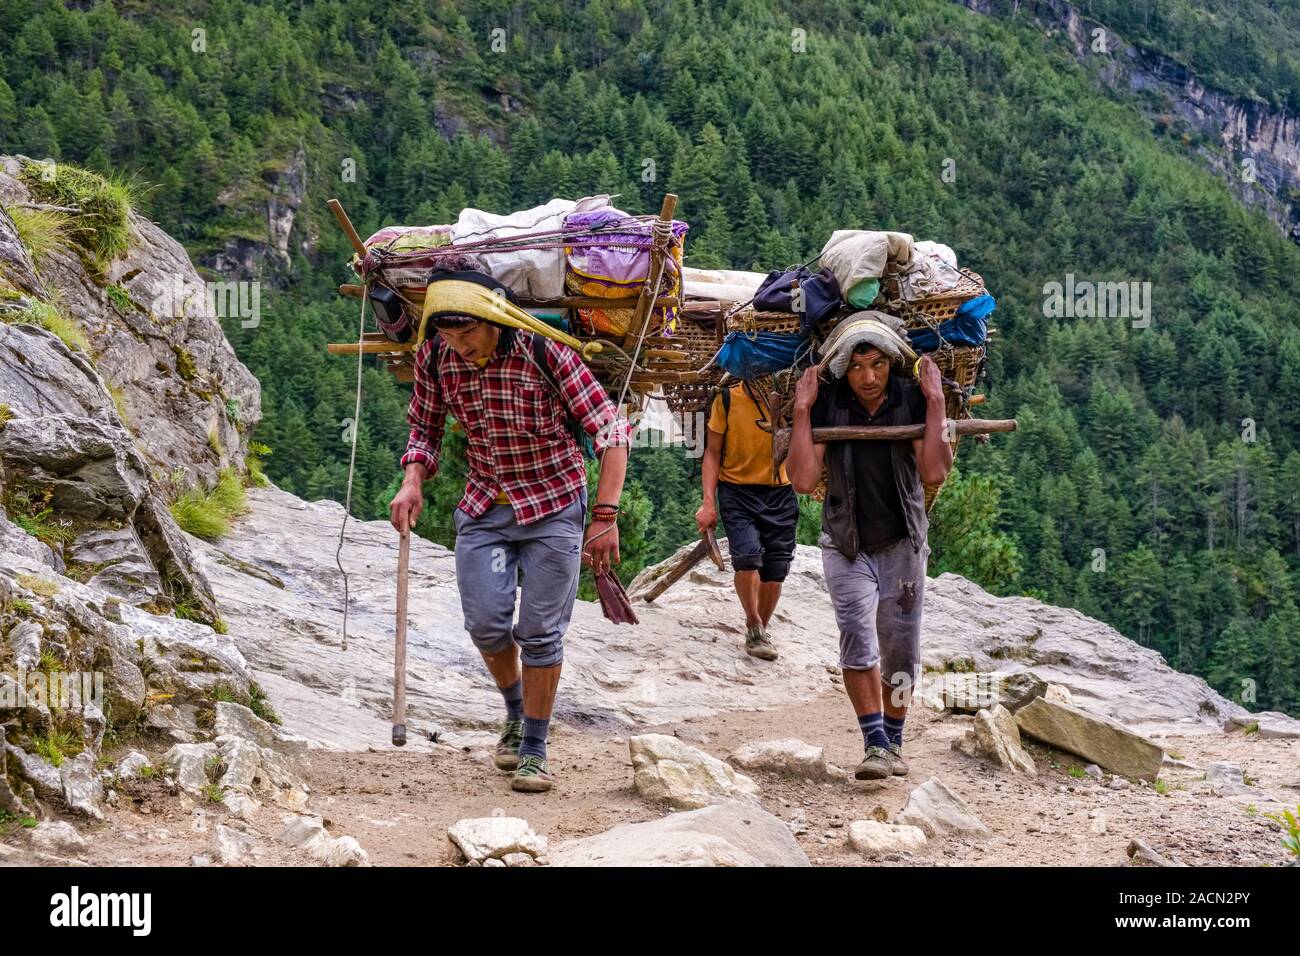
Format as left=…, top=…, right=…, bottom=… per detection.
left=694, top=380, right=798, bottom=661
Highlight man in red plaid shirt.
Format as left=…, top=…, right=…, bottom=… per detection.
left=389, top=265, right=629, bottom=793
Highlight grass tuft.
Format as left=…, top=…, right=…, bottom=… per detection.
left=20, top=160, right=134, bottom=267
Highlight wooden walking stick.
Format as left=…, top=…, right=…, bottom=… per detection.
left=392, top=530, right=410, bottom=747
left=639, top=529, right=725, bottom=603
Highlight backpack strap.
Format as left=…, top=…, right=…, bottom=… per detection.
left=530, top=330, right=562, bottom=393
left=716, top=385, right=732, bottom=469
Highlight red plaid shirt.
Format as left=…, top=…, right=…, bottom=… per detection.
left=401, top=327, right=630, bottom=525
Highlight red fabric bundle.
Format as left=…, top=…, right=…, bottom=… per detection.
left=594, top=569, right=639, bottom=625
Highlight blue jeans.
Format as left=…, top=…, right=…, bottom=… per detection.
left=452, top=489, right=585, bottom=668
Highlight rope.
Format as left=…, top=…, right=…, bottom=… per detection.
left=336, top=286, right=368, bottom=652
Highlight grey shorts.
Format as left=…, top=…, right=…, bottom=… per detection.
left=820, top=532, right=929, bottom=695
left=452, top=490, right=585, bottom=668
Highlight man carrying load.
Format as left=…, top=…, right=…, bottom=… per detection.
left=695, top=379, right=799, bottom=662
left=787, top=314, right=952, bottom=780
left=389, top=262, right=630, bottom=794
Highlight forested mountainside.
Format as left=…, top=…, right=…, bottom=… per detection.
left=2, top=0, right=1298, bottom=716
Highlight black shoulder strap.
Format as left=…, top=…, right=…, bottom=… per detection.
left=530, top=331, right=562, bottom=393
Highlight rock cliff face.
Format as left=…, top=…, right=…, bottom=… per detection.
left=961, top=0, right=1300, bottom=241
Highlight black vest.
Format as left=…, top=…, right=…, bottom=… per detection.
left=821, top=380, right=928, bottom=560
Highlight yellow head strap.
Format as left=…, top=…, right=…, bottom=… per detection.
left=419, top=280, right=602, bottom=360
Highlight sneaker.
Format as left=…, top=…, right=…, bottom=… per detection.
left=854, top=745, right=895, bottom=781
left=494, top=719, right=523, bottom=771
left=745, top=626, right=779, bottom=661
left=887, top=742, right=909, bottom=776
left=511, top=754, right=554, bottom=793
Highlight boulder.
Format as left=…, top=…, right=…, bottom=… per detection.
left=1227, top=712, right=1300, bottom=739
left=1126, top=838, right=1185, bottom=867
left=728, top=738, right=842, bottom=781
left=447, top=817, right=548, bottom=864
left=211, top=823, right=255, bottom=865
left=161, top=742, right=218, bottom=796
left=966, top=704, right=1037, bottom=775
left=68, top=526, right=163, bottom=605
left=27, top=821, right=88, bottom=855
left=847, top=820, right=928, bottom=856
left=1014, top=697, right=1163, bottom=781
left=59, top=752, right=104, bottom=819
left=549, top=801, right=810, bottom=867
left=630, top=733, right=761, bottom=810
left=895, top=779, right=991, bottom=839
left=115, top=751, right=152, bottom=780
left=926, top=670, right=1046, bottom=713
left=277, top=814, right=368, bottom=866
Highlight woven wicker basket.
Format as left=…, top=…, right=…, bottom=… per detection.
left=724, top=305, right=804, bottom=336
left=882, top=268, right=986, bottom=331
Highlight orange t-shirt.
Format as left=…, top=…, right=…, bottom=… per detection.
left=707, top=383, right=789, bottom=485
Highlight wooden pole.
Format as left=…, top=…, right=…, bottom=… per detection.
left=622, top=194, right=678, bottom=349
left=392, top=531, right=410, bottom=747
left=639, top=530, right=723, bottom=603
left=327, top=199, right=368, bottom=258
left=810, top=419, right=1017, bottom=441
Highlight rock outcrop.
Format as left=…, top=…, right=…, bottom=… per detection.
left=962, top=0, right=1300, bottom=240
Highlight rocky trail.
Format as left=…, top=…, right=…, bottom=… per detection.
left=4, top=488, right=1297, bottom=867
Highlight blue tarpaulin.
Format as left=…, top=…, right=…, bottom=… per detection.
left=715, top=330, right=810, bottom=379
left=907, top=294, right=994, bottom=351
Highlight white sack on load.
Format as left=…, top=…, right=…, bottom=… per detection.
left=682, top=267, right=768, bottom=306
left=898, top=240, right=962, bottom=301
left=819, top=230, right=916, bottom=292
left=451, top=194, right=613, bottom=299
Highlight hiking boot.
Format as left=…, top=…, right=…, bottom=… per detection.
left=887, top=742, right=909, bottom=777
left=494, top=719, right=523, bottom=771
left=855, top=745, right=895, bottom=781
left=745, top=626, right=778, bottom=661
left=511, top=754, right=554, bottom=793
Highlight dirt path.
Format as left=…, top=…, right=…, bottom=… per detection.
left=20, top=689, right=1293, bottom=867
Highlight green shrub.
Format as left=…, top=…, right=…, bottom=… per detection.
left=170, top=469, right=246, bottom=541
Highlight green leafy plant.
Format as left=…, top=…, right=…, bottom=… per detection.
left=1263, top=806, right=1300, bottom=860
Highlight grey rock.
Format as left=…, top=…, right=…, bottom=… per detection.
left=1228, top=712, right=1300, bottom=740
left=1015, top=697, right=1164, bottom=781
left=630, top=734, right=761, bottom=810
left=895, top=779, right=992, bottom=840
left=210, top=823, right=254, bottom=865
left=728, top=739, right=842, bottom=781
left=848, top=820, right=927, bottom=856
left=447, top=817, right=547, bottom=863
left=550, top=801, right=810, bottom=867
left=161, top=743, right=217, bottom=796
left=115, top=751, right=152, bottom=780
left=6, top=620, right=42, bottom=671
left=59, top=752, right=104, bottom=819
left=1126, top=838, right=1186, bottom=867
left=27, top=820, right=88, bottom=855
